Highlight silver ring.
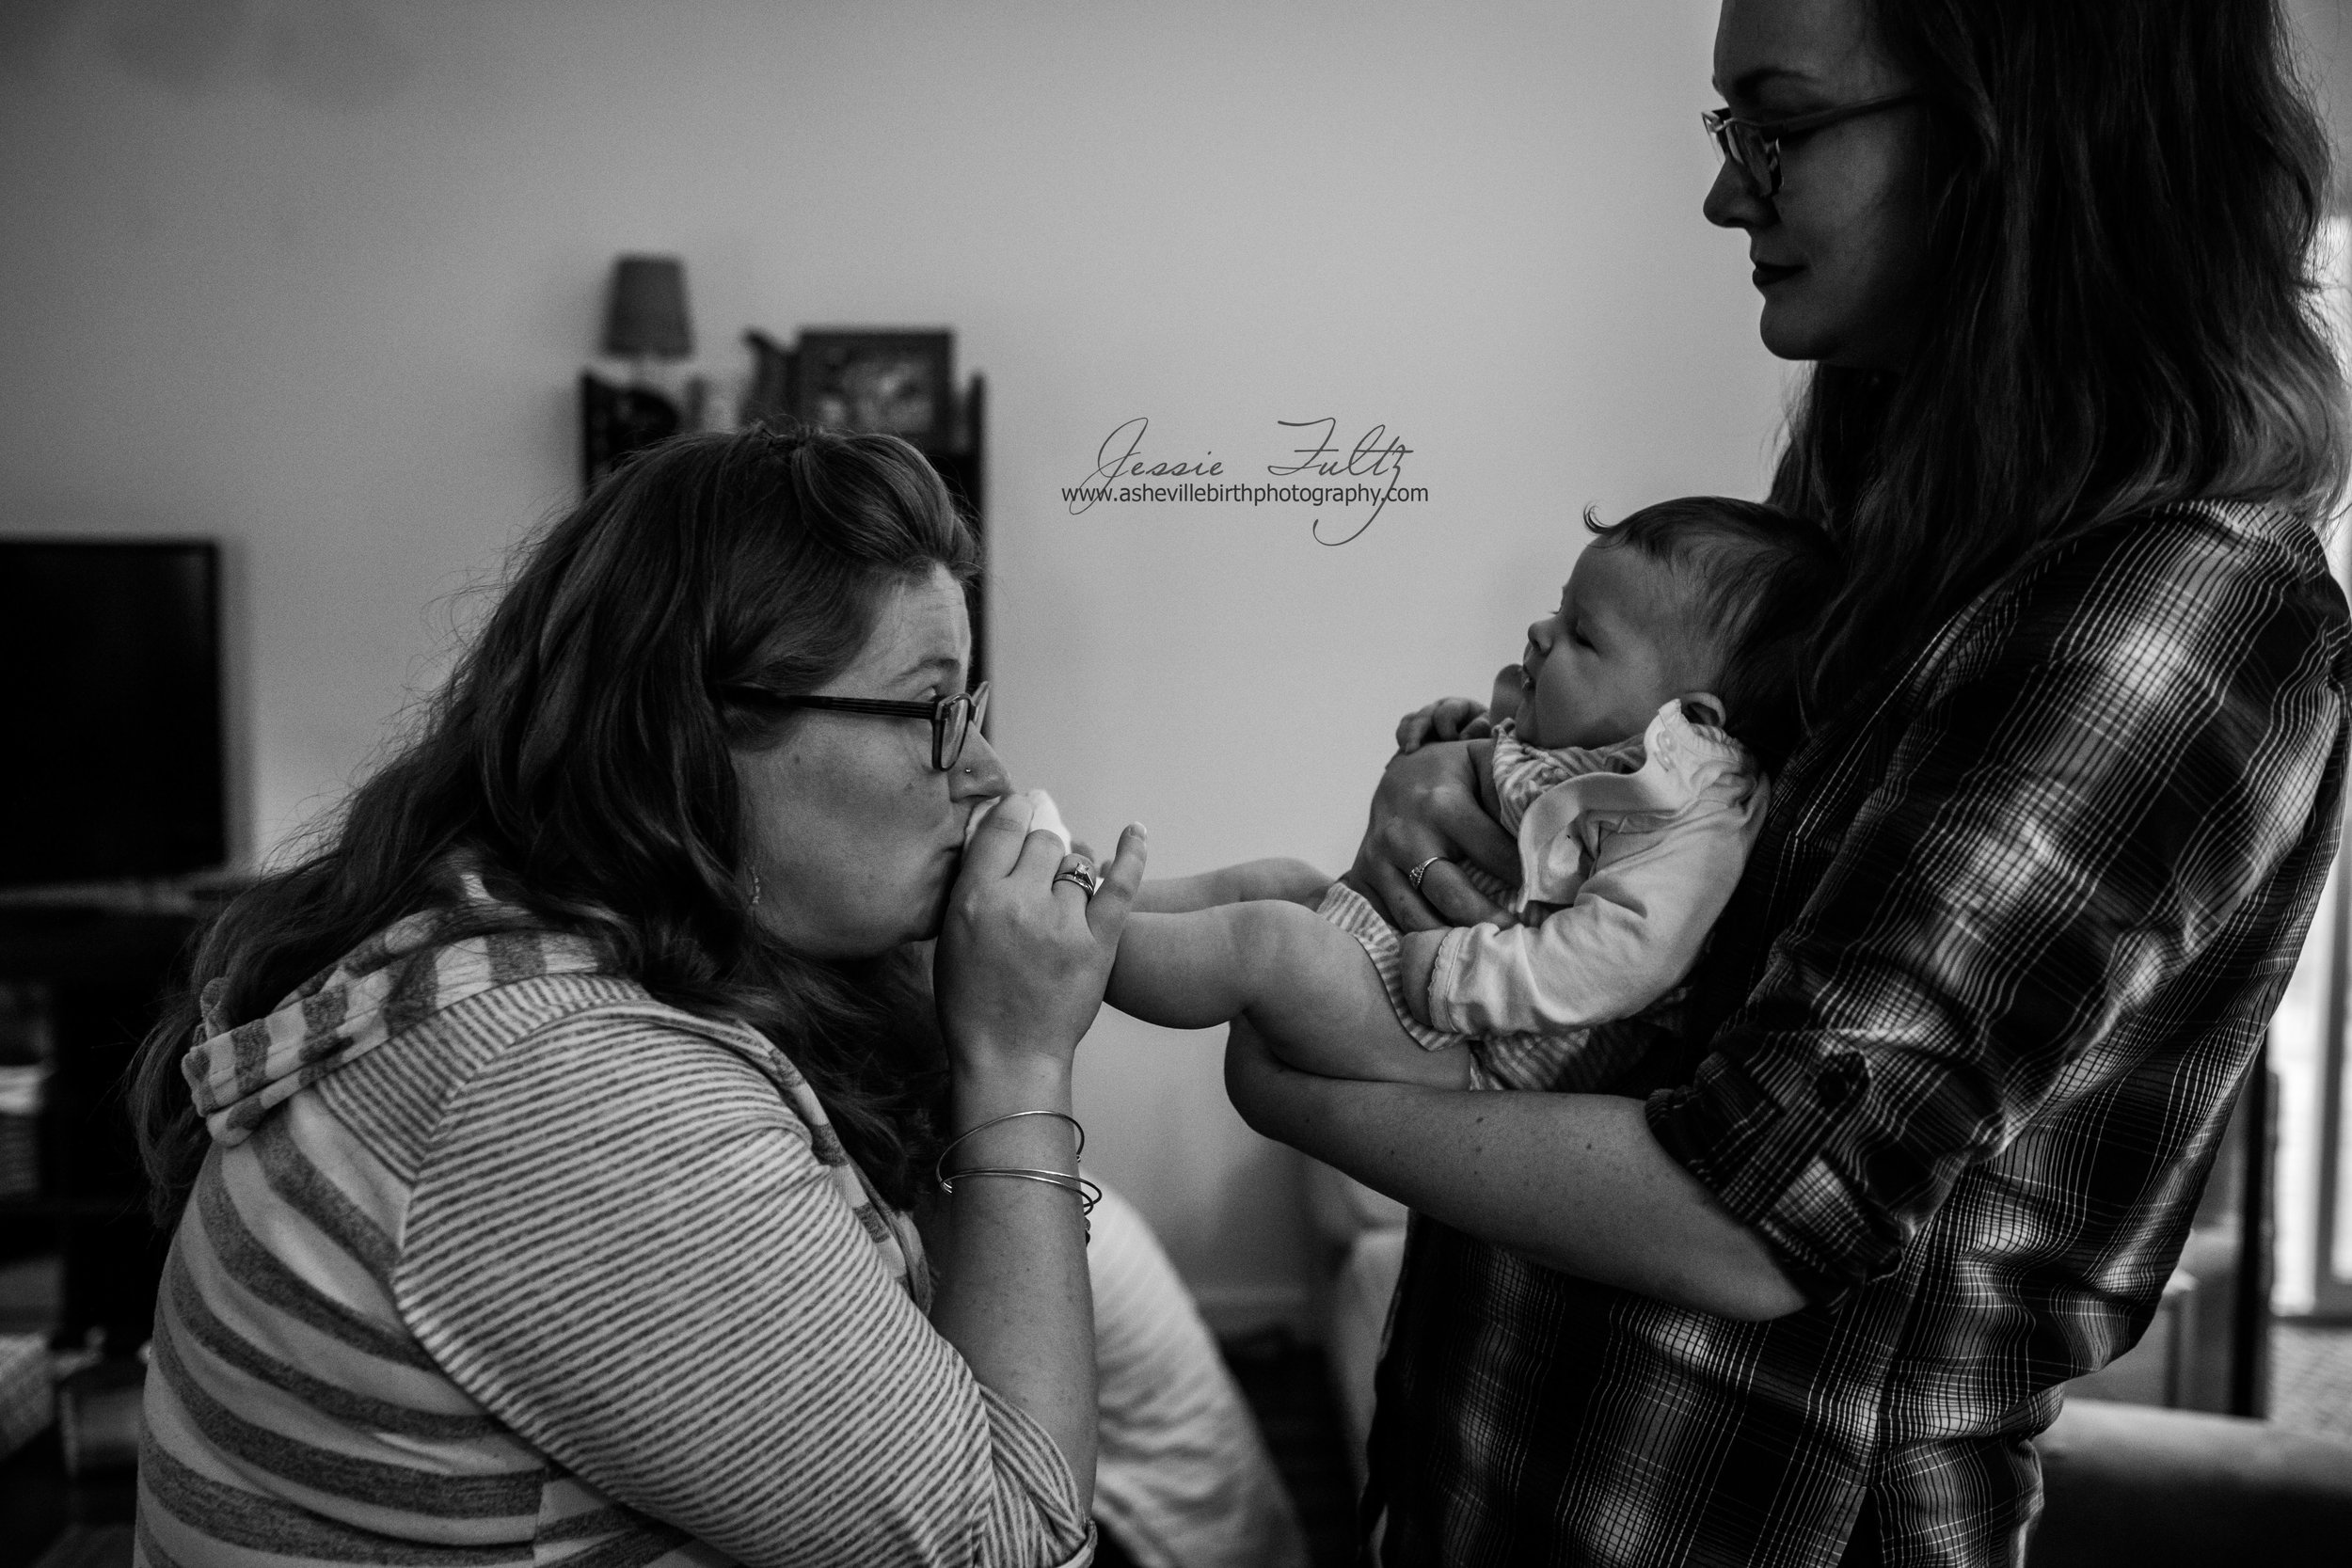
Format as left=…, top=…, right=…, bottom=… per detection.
left=1053, top=862, right=1103, bottom=896
left=1406, top=855, right=1445, bottom=892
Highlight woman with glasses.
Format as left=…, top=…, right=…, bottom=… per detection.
left=1233, top=1, right=2352, bottom=1563
left=129, top=428, right=1144, bottom=1567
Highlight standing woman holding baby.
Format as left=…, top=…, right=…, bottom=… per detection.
left=1226, top=0, right=2352, bottom=1563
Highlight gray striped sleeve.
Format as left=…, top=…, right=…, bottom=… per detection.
left=393, top=1008, right=1091, bottom=1568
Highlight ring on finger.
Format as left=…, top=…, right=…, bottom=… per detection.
left=1053, top=859, right=1104, bottom=897
left=1406, top=855, right=1445, bottom=892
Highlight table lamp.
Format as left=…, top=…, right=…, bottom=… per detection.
left=602, top=255, right=692, bottom=383
left=584, top=255, right=691, bottom=488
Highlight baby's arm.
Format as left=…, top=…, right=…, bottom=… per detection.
left=1407, top=794, right=1760, bottom=1036
left=1389, top=663, right=1519, bottom=753
left=1106, top=902, right=1473, bottom=1088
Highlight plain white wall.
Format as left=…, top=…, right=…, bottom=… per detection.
left=0, top=0, right=1790, bottom=1324
left=2280, top=0, right=2352, bottom=1321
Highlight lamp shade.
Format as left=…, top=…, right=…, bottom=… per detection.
left=602, top=255, right=692, bottom=359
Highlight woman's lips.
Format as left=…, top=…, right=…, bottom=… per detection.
left=1753, top=261, right=1803, bottom=288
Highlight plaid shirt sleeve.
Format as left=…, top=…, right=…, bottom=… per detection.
left=1648, top=508, right=2350, bottom=1301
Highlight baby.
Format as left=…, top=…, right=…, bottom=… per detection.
left=1104, top=496, right=1838, bottom=1092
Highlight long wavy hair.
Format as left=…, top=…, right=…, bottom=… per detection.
left=1775, top=0, right=2350, bottom=717
left=131, top=427, right=977, bottom=1226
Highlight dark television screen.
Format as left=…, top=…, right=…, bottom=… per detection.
left=0, top=540, right=225, bottom=887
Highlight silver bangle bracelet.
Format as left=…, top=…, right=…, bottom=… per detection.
left=933, top=1109, right=1084, bottom=1192
left=936, top=1166, right=1102, bottom=1212
left=939, top=1167, right=1103, bottom=1241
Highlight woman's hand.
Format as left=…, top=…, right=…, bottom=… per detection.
left=936, top=798, right=1147, bottom=1072
left=930, top=800, right=1146, bottom=1502
left=1352, top=738, right=1518, bottom=931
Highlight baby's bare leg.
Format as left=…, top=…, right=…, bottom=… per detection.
left=1134, top=857, right=1332, bottom=915
left=1108, top=902, right=1473, bottom=1087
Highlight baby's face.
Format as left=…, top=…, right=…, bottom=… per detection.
left=1497, top=544, right=1722, bottom=751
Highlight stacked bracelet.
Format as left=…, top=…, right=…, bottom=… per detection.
left=934, top=1108, right=1085, bottom=1180
left=934, top=1111, right=1098, bottom=1236
left=934, top=1166, right=1104, bottom=1213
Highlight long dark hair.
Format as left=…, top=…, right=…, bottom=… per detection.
left=131, top=427, right=978, bottom=1225
left=1775, top=0, right=2349, bottom=715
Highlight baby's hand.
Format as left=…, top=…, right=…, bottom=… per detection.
left=1398, top=914, right=1521, bottom=1025
left=1486, top=662, right=1525, bottom=728
left=1394, top=695, right=1492, bottom=752
left=1399, top=927, right=1447, bottom=1025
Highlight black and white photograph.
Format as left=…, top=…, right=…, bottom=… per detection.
left=4, top=3, right=2352, bottom=1565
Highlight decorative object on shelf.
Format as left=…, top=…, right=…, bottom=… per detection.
left=580, top=255, right=698, bottom=490
left=792, top=330, right=955, bottom=453
left=603, top=255, right=693, bottom=369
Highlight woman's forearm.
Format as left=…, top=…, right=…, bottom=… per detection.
left=1224, top=1022, right=1807, bottom=1320
left=928, top=1062, right=1098, bottom=1502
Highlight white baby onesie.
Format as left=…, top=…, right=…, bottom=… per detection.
left=1317, top=697, right=1767, bottom=1090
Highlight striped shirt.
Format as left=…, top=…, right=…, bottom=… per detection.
left=1368, top=502, right=2350, bottom=1566
left=136, top=914, right=1093, bottom=1568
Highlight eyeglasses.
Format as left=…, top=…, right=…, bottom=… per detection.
left=1702, top=91, right=1922, bottom=199
left=723, top=680, right=991, bottom=771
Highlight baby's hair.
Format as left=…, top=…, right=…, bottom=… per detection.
left=1582, top=497, right=1840, bottom=771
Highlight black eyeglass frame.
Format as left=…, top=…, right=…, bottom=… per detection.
left=1701, top=90, right=1923, bottom=199
left=723, top=680, right=992, bottom=771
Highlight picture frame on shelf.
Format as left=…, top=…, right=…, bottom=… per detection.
left=739, top=329, right=797, bottom=432
left=791, top=330, right=955, bottom=452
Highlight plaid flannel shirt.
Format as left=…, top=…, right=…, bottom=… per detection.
left=1367, top=502, right=2349, bottom=1568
